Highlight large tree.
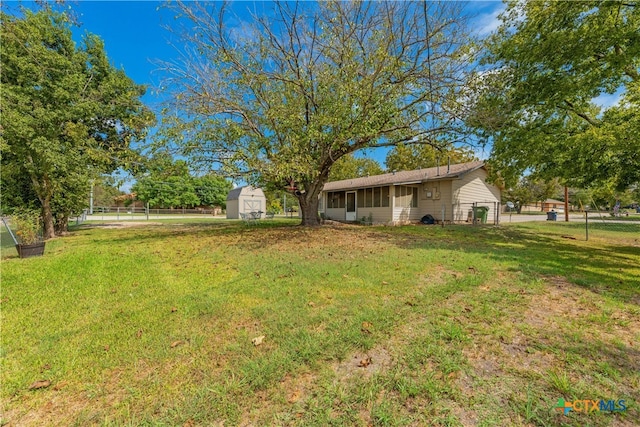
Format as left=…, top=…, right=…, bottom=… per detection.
left=0, top=9, right=153, bottom=238
left=158, top=1, right=474, bottom=225
left=328, top=154, right=384, bottom=182
left=468, top=0, right=639, bottom=190
left=385, top=143, right=477, bottom=172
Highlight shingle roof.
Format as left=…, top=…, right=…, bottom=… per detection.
left=226, top=185, right=265, bottom=201
left=322, top=161, right=485, bottom=192
left=226, top=186, right=245, bottom=201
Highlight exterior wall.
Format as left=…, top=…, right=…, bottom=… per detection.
left=451, top=169, right=501, bottom=222
left=226, top=199, right=239, bottom=219
left=391, top=185, right=420, bottom=223
left=324, top=203, right=391, bottom=223
left=417, top=181, right=453, bottom=222
left=325, top=207, right=346, bottom=221
left=322, top=187, right=393, bottom=223
left=358, top=206, right=392, bottom=223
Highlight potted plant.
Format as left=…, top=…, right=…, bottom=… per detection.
left=13, top=208, right=45, bottom=258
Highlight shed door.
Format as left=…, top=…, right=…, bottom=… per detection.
left=243, top=199, right=262, bottom=213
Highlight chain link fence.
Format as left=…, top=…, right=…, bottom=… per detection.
left=452, top=202, right=502, bottom=225
left=88, top=206, right=224, bottom=220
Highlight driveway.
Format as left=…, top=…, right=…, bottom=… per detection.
left=501, top=213, right=640, bottom=224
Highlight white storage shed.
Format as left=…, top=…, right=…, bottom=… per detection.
left=226, top=186, right=267, bottom=219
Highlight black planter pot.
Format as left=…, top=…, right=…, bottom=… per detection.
left=16, top=242, right=46, bottom=258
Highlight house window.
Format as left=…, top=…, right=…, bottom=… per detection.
left=395, top=186, right=418, bottom=208
left=327, top=191, right=345, bottom=208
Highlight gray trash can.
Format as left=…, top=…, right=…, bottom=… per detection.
left=546, top=211, right=557, bottom=221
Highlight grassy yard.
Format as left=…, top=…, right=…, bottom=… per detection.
left=1, top=220, right=638, bottom=426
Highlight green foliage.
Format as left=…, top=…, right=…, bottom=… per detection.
left=158, top=1, right=473, bottom=225
left=328, top=154, right=383, bottom=182
left=12, top=208, right=42, bottom=245
left=468, top=1, right=640, bottom=191
left=195, top=174, right=233, bottom=209
left=133, top=176, right=200, bottom=209
left=91, top=178, right=124, bottom=207
left=267, top=199, right=282, bottom=215
left=0, top=8, right=154, bottom=238
left=505, top=177, right=562, bottom=213
left=385, top=143, right=477, bottom=172
left=132, top=161, right=232, bottom=209
left=570, top=185, right=637, bottom=211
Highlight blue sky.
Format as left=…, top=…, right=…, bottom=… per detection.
left=8, top=1, right=509, bottom=187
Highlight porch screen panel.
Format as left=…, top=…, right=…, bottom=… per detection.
left=381, top=187, right=390, bottom=207
left=365, top=188, right=373, bottom=207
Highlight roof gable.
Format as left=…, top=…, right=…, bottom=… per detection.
left=226, top=185, right=265, bottom=201
left=322, top=161, right=485, bottom=192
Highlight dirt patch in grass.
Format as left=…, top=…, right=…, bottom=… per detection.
left=333, top=345, right=394, bottom=383
left=526, top=276, right=640, bottom=348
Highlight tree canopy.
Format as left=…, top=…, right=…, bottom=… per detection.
left=468, top=0, right=640, bottom=190
left=0, top=8, right=154, bottom=237
left=385, top=144, right=477, bottom=172
left=132, top=158, right=232, bottom=209
left=158, top=0, right=474, bottom=225
left=328, top=155, right=384, bottom=182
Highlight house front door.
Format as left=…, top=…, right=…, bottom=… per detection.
left=346, top=191, right=357, bottom=221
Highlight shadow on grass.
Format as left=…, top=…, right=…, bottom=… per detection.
left=65, top=221, right=639, bottom=305
left=374, top=224, right=640, bottom=305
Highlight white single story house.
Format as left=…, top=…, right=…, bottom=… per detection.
left=320, top=161, right=502, bottom=224
left=226, top=186, right=267, bottom=219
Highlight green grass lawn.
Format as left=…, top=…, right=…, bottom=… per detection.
left=2, top=220, right=638, bottom=426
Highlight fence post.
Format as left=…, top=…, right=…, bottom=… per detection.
left=2, top=217, right=18, bottom=245
left=473, top=202, right=477, bottom=226
left=585, top=210, right=589, bottom=241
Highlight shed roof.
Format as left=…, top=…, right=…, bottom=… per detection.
left=322, top=161, right=486, bottom=192
left=226, top=185, right=265, bottom=201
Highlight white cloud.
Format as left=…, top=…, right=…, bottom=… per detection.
left=473, top=3, right=506, bottom=36
left=592, top=88, right=624, bottom=110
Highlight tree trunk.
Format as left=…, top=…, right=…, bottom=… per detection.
left=41, top=197, right=55, bottom=240
left=298, top=193, right=321, bottom=226
left=55, top=215, right=69, bottom=235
